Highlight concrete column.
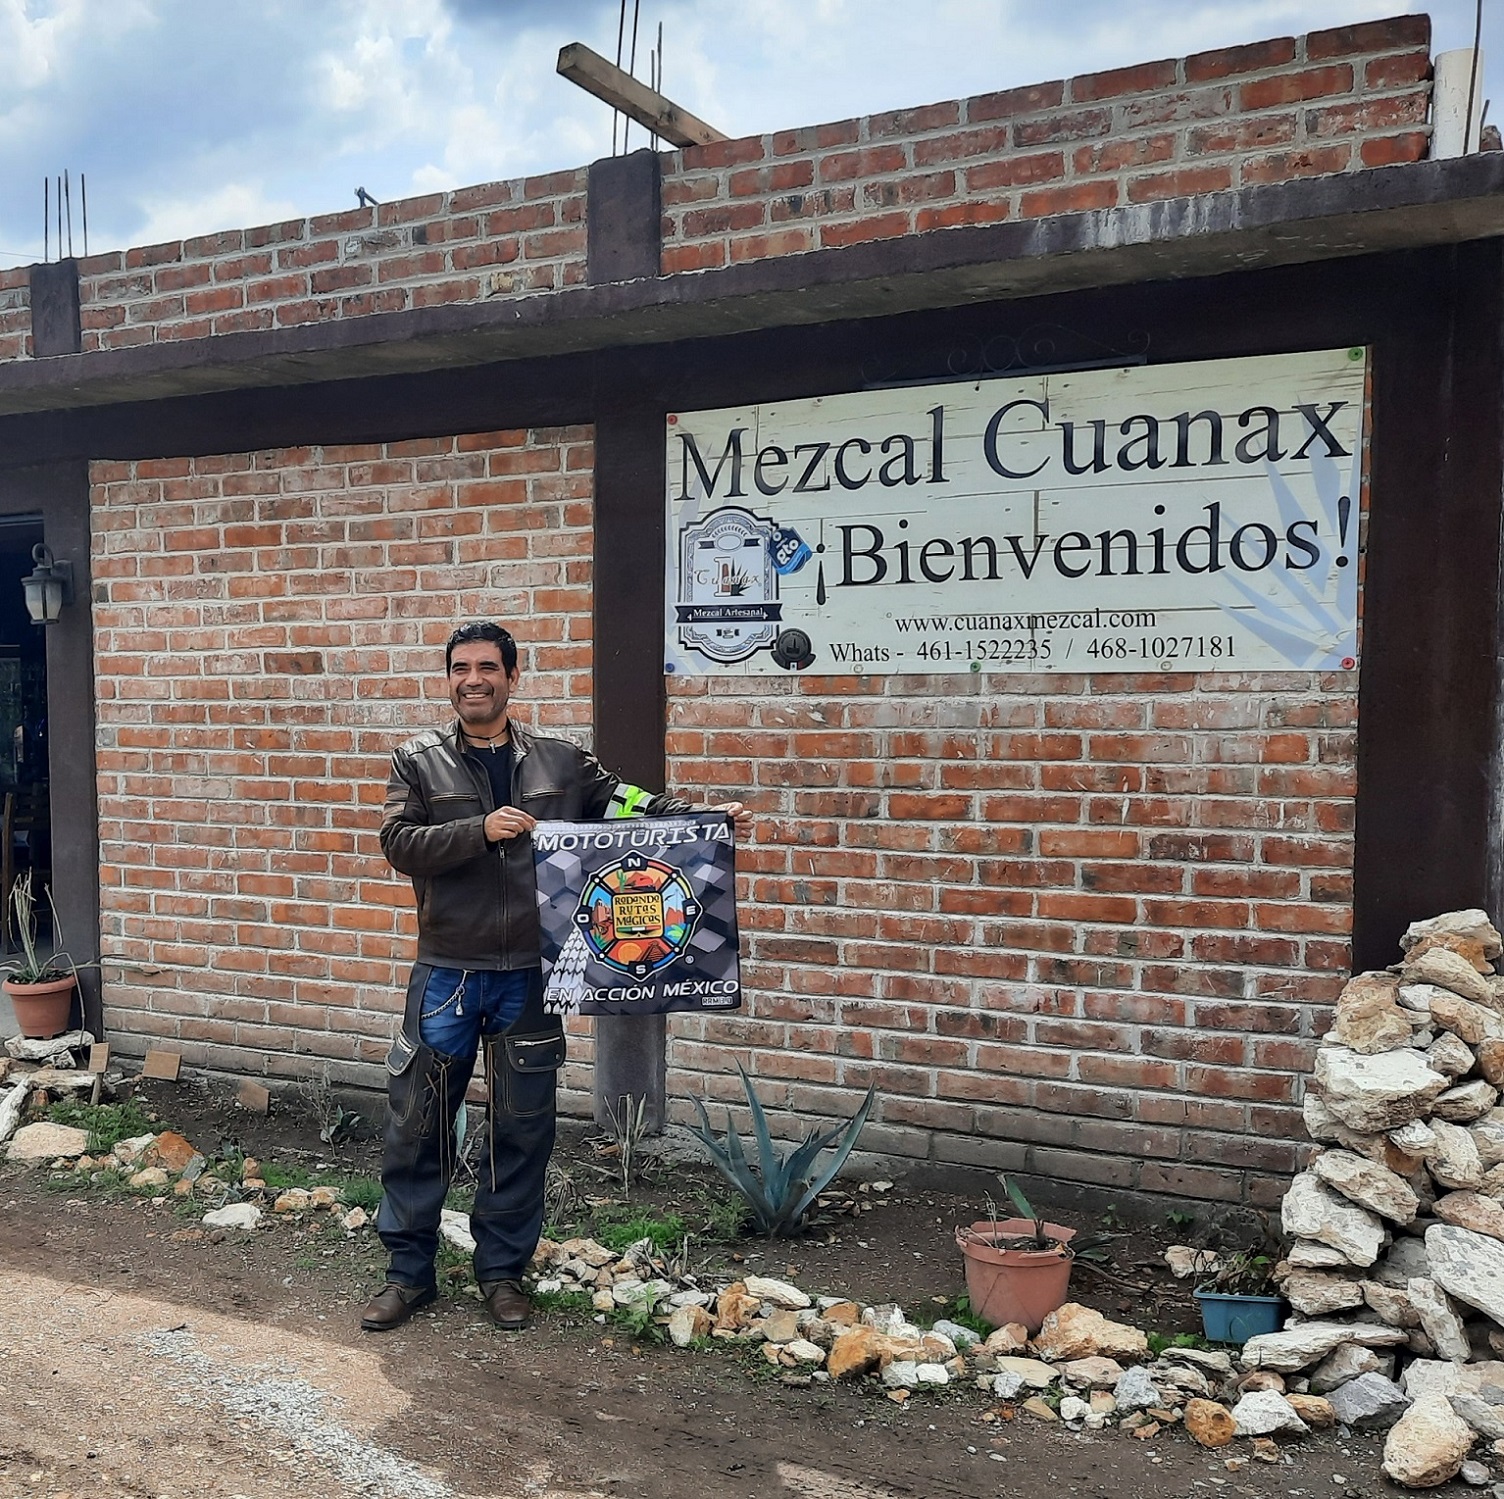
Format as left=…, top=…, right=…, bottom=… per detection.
left=586, top=150, right=662, bottom=284
left=593, top=1012, right=668, bottom=1133
left=1433, top=50, right=1485, bottom=159
left=590, top=402, right=670, bottom=1132
left=585, top=137, right=671, bottom=1136
left=29, top=260, right=81, bottom=357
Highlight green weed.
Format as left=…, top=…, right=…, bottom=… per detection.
left=1147, top=1330, right=1208, bottom=1356
left=436, top=1239, right=473, bottom=1291
left=912, top=1293, right=991, bottom=1336
left=547, top=1187, right=740, bottom=1250
left=611, top=1299, right=662, bottom=1342
left=41, top=1162, right=182, bottom=1208
left=46, top=1099, right=154, bottom=1155
left=334, top=1175, right=382, bottom=1213
left=531, top=1287, right=595, bottom=1317
left=690, top=1189, right=748, bottom=1242
left=592, top=1207, right=686, bottom=1252
left=939, top=1293, right=992, bottom=1338
left=271, top=1167, right=379, bottom=1206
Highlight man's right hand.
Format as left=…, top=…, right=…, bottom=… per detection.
left=484, top=806, right=538, bottom=842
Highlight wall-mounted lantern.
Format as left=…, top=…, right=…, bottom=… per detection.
left=22, top=543, right=73, bottom=625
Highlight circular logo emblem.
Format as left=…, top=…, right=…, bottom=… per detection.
left=575, top=851, right=701, bottom=978
left=772, top=627, right=815, bottom=670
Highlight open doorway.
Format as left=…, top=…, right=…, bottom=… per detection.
left=0, top=516, right=51, bottom=956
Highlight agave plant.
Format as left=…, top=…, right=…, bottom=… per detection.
left=685, top=1064, right=875, bottom=1237
left=999, top=1174, right=1053, bottom=1251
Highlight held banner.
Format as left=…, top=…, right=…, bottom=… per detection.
left=532, top=815, right=741, bottom=1016
left=665, top=348, right=1366, bottom=677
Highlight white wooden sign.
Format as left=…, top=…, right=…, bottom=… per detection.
left=664, top=348, right=1366, bottom=677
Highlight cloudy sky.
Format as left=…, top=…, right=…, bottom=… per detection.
left=0, top=0, right=1494, bottom=268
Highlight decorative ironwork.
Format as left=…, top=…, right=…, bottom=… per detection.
left=861, top=324, right=1151, bottom=389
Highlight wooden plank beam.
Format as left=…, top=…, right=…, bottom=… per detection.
left=557, top=42, right=727, bottom=149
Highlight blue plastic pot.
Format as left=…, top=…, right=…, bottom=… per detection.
left=1194, top=1289, right=1284, bottom=1344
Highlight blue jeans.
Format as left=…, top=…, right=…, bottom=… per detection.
left=418, top=967, right=530, bottom=1057
left=377, top=965, right=555, bottom=1291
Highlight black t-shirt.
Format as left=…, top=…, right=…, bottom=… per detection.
left=466, top=742, right=514, bottom=816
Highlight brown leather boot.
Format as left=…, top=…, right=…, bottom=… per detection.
left=360, top=1282, right=436, bottom=1332
left=481, top=1279, right=531, bottom=1330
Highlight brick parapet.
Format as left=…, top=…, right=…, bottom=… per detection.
left=72, top=170, right=588, bottom=354
left=659, top=15, right=1432, bottom=271
left=0, top=270, right=31, bottom=360
left=90, top=429, right=595, bottom=1086
left=0, top=18, right=1441, bottom=366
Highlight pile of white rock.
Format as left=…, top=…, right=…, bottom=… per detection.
left=533, top=1233, right=1351, bottom=1462
left=1268, top=907, right=1504, bottom=1487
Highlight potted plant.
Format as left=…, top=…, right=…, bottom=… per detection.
left=2, top=871, right=81, bottom=1040
left=955, top=1176, right=1077, bottom=1334
left=1194, top=1245, right=1285, bottom=1344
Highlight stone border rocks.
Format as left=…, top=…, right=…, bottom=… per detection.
left=1263, top=908, right=1504, bottom=1487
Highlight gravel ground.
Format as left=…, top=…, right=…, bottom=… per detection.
left=0, top=1266, right=547, bottom=1499
left=139, top=1324, right=454, bottom=1499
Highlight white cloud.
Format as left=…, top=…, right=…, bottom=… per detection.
left=312, top=6, right=611, bottom=195
left=316, top=0, right=453, bottom=116
left=131, top=182, right=300, bottom=249
left=0, top=0, right=153, bottom=91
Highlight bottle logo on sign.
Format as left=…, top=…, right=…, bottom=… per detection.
left=674, top=507, right=784, bottom=663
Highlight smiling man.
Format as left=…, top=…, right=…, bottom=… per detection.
left=365, top=621, right=746, bottom=1334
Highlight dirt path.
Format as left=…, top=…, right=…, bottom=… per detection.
left=0, top=1162, right=1405, bottom=1499
left=0, top=1266, right=517, bottom=1499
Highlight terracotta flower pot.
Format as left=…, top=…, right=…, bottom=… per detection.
left=4, top=975, right=77, bottom=1040
left=956, top=1217, right=1076, bottom=1335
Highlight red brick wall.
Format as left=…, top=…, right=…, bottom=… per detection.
left=660, top=16, right=1431, bottom=271
left=74, top=170, right=587, bottom=353
left=90, top=429, right=594, bottom=1085
left=664, top=669, right=1356, bottom=1208
left=87, top=425, right=1365, bottom=1206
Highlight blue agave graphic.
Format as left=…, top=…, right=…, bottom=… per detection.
left=1214, top=447, right=1362, bottom=669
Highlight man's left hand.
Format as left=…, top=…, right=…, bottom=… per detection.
left=713, top=801, right=752, bottom=838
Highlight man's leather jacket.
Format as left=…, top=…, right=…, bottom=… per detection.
left=381, top=719, right=691, bottom=971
